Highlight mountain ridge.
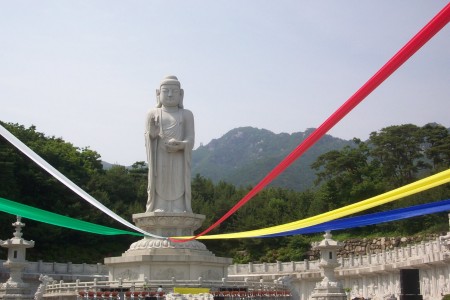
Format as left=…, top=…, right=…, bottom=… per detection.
left=102, top=126, right=352, bottom=191
left=191, top=126, right=352, bottom=191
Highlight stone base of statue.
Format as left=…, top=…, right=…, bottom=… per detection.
left=104, top=212, right=232, bottom=281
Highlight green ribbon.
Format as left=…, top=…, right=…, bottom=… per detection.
left=0, top=197, right=144, bottom=236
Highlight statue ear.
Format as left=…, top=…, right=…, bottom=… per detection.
left=179, top=89, right=184, bottom=108
left=156, top=89, right=162, bottom=108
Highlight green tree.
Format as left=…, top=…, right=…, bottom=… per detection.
left=0, top=122, right=142, bottom=263
left=369, top=124, right=429, bottom=186
left=311, top=139, right=383, bottom=211
left=421, top=123, right=450, bottom=170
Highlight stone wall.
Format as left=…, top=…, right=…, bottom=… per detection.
left=307, top=232, right=447, bottom=259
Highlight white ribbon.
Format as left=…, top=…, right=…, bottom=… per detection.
left=0, top=124, right=162, bottom=239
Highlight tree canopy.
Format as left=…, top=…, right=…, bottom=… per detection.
left=0, top=121, right=449, bottom=263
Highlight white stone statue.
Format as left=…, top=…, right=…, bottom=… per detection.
left=34, top=274, right=53, bottom=300
left=145, top=75, right=195, bottom=213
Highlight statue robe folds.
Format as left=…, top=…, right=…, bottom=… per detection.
left=145, top=107, right=194, bottom=213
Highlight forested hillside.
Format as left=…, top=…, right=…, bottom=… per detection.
left=192, top=127, right=352, bottom=191
left=0, top=121, right=449, bottom=264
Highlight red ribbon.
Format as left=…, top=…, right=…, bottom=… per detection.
left=170, top=2, right=450, bottom=242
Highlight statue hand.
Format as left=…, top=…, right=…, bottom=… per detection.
left=166, top=138, right=185, bottom=152
left=149, top=116, right=160, bottom=139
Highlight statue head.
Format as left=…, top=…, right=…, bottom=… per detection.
left=156, top=75, right=184, bottom=108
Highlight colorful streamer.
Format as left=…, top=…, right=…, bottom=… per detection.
left=1, top=3, right=449, bottom=242
left=262, top=198, right=450, bottom=237
left=170, top=2, right=450, bottom=242
left=0, top=124, right=159, bottom=238
left=0, top=197, right=143, bottom=236
left=1, top=188, right=449, bottom=240
left=185, top=169, right=450, bottom=239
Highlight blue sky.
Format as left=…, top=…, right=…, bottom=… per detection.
left=1, top=1, right=449, bottom=165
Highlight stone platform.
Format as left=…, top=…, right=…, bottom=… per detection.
left=104, top=212, right=232, bottom=281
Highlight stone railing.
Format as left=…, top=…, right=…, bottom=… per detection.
left=43, top=278, right=290, bottom=299
left=339, top=237, right=445, bottom=269
left=0, top=260, right=108, bottom=279
left=230, top=260, right=320, bottom=275
left=227, top=235, right=450, bottom=300
left=228, top=237, right=447, bottom=276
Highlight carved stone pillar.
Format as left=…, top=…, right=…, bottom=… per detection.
left=0, top=216, right=34, bottom=300
left=310, top=231, right=347, bottom=300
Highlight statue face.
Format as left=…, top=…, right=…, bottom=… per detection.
left=159, top=84, right=181, bottom=107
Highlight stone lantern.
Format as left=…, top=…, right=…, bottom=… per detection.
left=310, top=231, right=347, bottom=300
left=0, top=216, right=35, bottom=299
